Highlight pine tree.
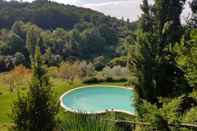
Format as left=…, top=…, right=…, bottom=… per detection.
left=12, top=47, right=58, bottom=131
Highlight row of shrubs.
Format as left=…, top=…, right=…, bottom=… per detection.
left=83, top=77, right=127, bottom=84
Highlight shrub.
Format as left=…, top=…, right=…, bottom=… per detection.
left=82, top=77, right=101, bottom=84
left=105, top=77, right=113, bottom=82
left=53, top=61, right=96, bottom=81
left=0, top=65, right=31, bottom=92
left=96, top=66, right=129, bottom=81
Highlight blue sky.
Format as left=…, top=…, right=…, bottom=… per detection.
left=8, top=0, right=192, bottom=22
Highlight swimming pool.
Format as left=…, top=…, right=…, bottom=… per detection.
left=60, top=85, right=135, bottom=115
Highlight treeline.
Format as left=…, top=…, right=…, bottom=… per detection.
left=0, top=21, right=133, bottom=72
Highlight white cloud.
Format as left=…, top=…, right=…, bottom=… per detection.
left=51, top=0, right=81, bottom=5
left=82, top=0, right=191, bottom=22
left=82, top=0, right=145, bottom=21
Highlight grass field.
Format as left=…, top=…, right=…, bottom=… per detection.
left=0, top=76, right=128, bottom=130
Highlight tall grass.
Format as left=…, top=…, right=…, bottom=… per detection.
left=59, top=113, right=123, bottom=131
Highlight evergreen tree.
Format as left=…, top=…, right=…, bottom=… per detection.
left=154, top=0, right=185, bottom=48
left=128, top=32, right=159, bottom=104
left=129, top=0, right=189, bottom=105
left=189, top=0, right=197, bottom=28
left=26, top=26, right=41, bottom=58
left=139, top=0, right=154, bottom=32
left=12, top=47, right=58, bottom=131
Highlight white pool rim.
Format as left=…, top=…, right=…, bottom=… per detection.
left=60, top=85, right=135, bottom=115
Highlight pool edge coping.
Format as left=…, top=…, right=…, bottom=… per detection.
left=60, top=85, right=135, bottom=116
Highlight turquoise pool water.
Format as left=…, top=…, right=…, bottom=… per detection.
left=60, top=86, right=135, bottom=114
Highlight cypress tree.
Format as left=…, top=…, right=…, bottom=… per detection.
left=26, top=26, right=41, bottom=58
left=12, top=47, right=58, bottom=131
left=189, top=0, right=197, bottom=27
left=139, top=0, right=154, bottom=33
left=129, top=0, right=189, bottom=105
left=154, top=0, right=186, bottom=47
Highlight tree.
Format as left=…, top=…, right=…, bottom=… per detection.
left=26, top=26, right=41, bottom=58
left=0, top=32, right=24, bottom=55
left=154, top=0, right=186, bottom=47
left=173, top=29, right=197, bottom=88
left=189, top=0, right=197, bottom=27
left=139, top=0, right=154, bottom=32
left=128, top=32, right=159, bottom=104
left=12, top=47, right=58, bottom=131
left=11, top=21, right=26, bottom=39
left=129, top=0, right=189, bottom=106
left=15, top=52, right=26, bottom=65
left=80, top=28, right=106, bottom=58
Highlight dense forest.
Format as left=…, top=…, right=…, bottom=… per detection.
left=0, top=0, right=196, bottom=131
left=0, top=0, right=137, bottom=72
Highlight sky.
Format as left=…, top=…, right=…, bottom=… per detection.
left=8, top=0, right=192, bottom=22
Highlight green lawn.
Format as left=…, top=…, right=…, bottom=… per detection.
left=0, top=84, right=16, bottom=124
left=0, top=77, right=128, bottom=130
left=0, top=78, right=82, bottom=124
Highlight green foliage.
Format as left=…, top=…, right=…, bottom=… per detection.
left=189, top=0, right=197, bottom=28
left=11, top=47, right=58, bottom=131
left=82, top=77, right=100, bottom=84
left=173, top=29, right=197, bottom=87
left=0, top=1, right=100, bottom=29
left=26, top=25, right=42, bottom=58
left=129, top=0, right=191, bottom=105
left=11, top=93, right=29, bottom=131
left=0, top=1, right=136, bottom=72
left=128, top=32, right=160, bottom=103
left=136, top=94, right=197, bottom=130
left=15, top=52, right=26, bottom=66
left=0, top=31, right=25, bottom=55
left=128, top=2, right=196, bottom=130
left=154, top=0, right=185, bottom=47
left=139, top=0, right=153, bottom=33
left=182, top=107, right=197, bottom=123
left=109, top=56, right=128, bottom=67
left=97, top=66, right=129, bottom=81
left=60, top=113, right=120, bottom=131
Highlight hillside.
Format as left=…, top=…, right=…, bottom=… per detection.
left=0, top=0, right=136, bottom=30
left=0, top=0, right=137, bottom=72
left=0, top=0, right=105, bottom=29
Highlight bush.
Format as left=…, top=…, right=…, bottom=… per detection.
left=0, top=65, right=31, bottom=92
left=53, top=61, right=96, bottom=81
left=82, top=76, right=128, bottom=84
left=105, top=77, right=113, bottom=82
left=96, top=66, right=129, bottom=81
left=82, top=77, right=101, bottom=84
left=109, top=56, right=128, bottom=67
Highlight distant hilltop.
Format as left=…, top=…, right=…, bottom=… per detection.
left=0, top=0, right=108, bottom=30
